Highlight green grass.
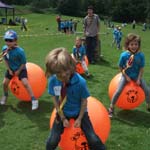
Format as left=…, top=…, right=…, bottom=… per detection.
left=0, top=13, right=150, bottom=150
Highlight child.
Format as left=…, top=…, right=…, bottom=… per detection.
left=111, top=25, right=118, bottom=47
left=72, top=36, right=91, bottom=78
left=0, top=30, right=39, bottom=110
left=116, top=26, right=123, bottom=50
left=45, top=48, right=105, bottom=150
left=108, top=33, right=150, bottom=117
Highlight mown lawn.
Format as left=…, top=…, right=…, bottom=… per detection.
left=0, top=13, right=150, bottom=150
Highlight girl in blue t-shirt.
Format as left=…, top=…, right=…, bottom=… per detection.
left=108, top=33, right=150, bottom=117
left=0, top=30, right=38, bottom=110
left=45, top=47, right=105, bottom=150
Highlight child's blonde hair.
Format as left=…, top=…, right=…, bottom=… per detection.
left=124, top=33, right=141, bottom=51
left=76, top=36, right=82, bottom=41
left=45, top=47, right=76, bottom=77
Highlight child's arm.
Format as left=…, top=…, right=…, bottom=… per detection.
left=14, top=64, right=25, bottom=76
left=74, top=99, right=87, bottom=128
left=4, top=59, right=13, bottom=75
left=52, top=95, right=70, bottom=127
left=72, top=53, right=78, bottom=63
left=51, top=96, right=66, bottom=121
left=136, top=67, right=144, bottom=85
left=82, top=55, right=86, bottom=61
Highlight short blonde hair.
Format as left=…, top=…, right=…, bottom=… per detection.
left=45, top=47, right=76, bottom=77
left=76, top=36, right=82, bottom=41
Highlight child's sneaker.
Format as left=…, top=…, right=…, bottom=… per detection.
left=86, top=73, right=91, bottom=78
left=108, top=107, right=114, bottom=118
left=0, top=96, right=7, bottom=105
left=86, top=73, right=93, bottom=79
left=32, top=100, right=39, bottom=110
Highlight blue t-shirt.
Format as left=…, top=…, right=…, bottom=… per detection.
left=73, top=45, right=86, bottom=61
left=112, top=28, right=118, bottom=39
left=119, top=51, right=145, bottom=80
left=2, top=45, right=26, bottom=71
left=48, top=73, right=90, bottom=117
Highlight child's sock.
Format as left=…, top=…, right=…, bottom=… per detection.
left=4, top=92, right=8, bottom=97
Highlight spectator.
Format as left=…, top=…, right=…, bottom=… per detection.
left=132, top=20, right=136, bottom=29
left=83, top=5, right=100, bottom=64
left=56, top=15, right=61, bottom=31
left=142, top=22, right=147, bottom=31
left=21, top=17, right=28, bottom=31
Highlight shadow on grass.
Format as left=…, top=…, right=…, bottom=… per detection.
left=10, top=98, right=54, bottom=131
left=95, top=57, right=118, bottom=69
left=0, top=105, right=10, bottom=128
left=115, top=109, right=150, bottom=128
left=95, top=57, right=111, bottom=67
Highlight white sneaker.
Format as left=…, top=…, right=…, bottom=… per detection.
left=32, top=100, right=39, bottom=110
left=0, top=96, right=7, bottom=105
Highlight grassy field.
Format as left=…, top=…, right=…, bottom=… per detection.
left=0, top=13, right=150, bottom=150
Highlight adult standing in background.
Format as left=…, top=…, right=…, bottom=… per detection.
left=83, top=5, right=100, bottom=64
left=56, top=14, right=61, bottom=31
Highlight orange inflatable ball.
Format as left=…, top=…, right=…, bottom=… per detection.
left=9, top=62, right=47, bottom=101
left=50, top=97, right=111, bottom=150
left=108, top=73, right=145, bottom=110
left=71, top=53, right=89, bottom=74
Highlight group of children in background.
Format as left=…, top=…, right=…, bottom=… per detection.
left=56, top=15, right=79, bottom=34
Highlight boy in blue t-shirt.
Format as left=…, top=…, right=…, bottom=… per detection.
left=0, top=30, right=38, bottom=110
left=72, top=37, right=91, bottom=77
left=45, top=47, right=105, bottom=150
left=116, top=26, right=123, bottom=50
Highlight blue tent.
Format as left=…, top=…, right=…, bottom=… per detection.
left=0, top=1, right=15, bottom=24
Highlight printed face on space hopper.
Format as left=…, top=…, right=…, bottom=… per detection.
left=126, top=89, right=138, bottom=103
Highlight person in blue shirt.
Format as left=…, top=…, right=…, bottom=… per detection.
left=116, top=26, right=123, bottom=50
left=108, top=33, right=150, bottom=117
left=0, top=30, right=38, bottom=110
left=45, top=48, right=105, bottom=150
left=72, top=36, right=91, bottom=77
left=111, top=25, right=118, bottom=47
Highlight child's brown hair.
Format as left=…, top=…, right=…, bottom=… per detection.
left=45, top=47, right=76, bottom=77
left=124, top=33, right=141, bottom=51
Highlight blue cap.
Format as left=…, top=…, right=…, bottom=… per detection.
left=4, top=30, right=18, bottom=40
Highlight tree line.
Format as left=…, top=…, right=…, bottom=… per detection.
left=2, top=0, right=150, bottom=23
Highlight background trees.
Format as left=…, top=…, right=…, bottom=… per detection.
left=1, top=0, right=150, bottom=22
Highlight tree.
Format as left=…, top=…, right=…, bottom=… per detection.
left=31, top=0, right=50, bottom=9
left=145, top=0, right=150, bottom=23
left=57, top=0, right=81, bottom=16
left=1, top=0, right=31, bottom=5
left=111, top=0, right=147, bottom=22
